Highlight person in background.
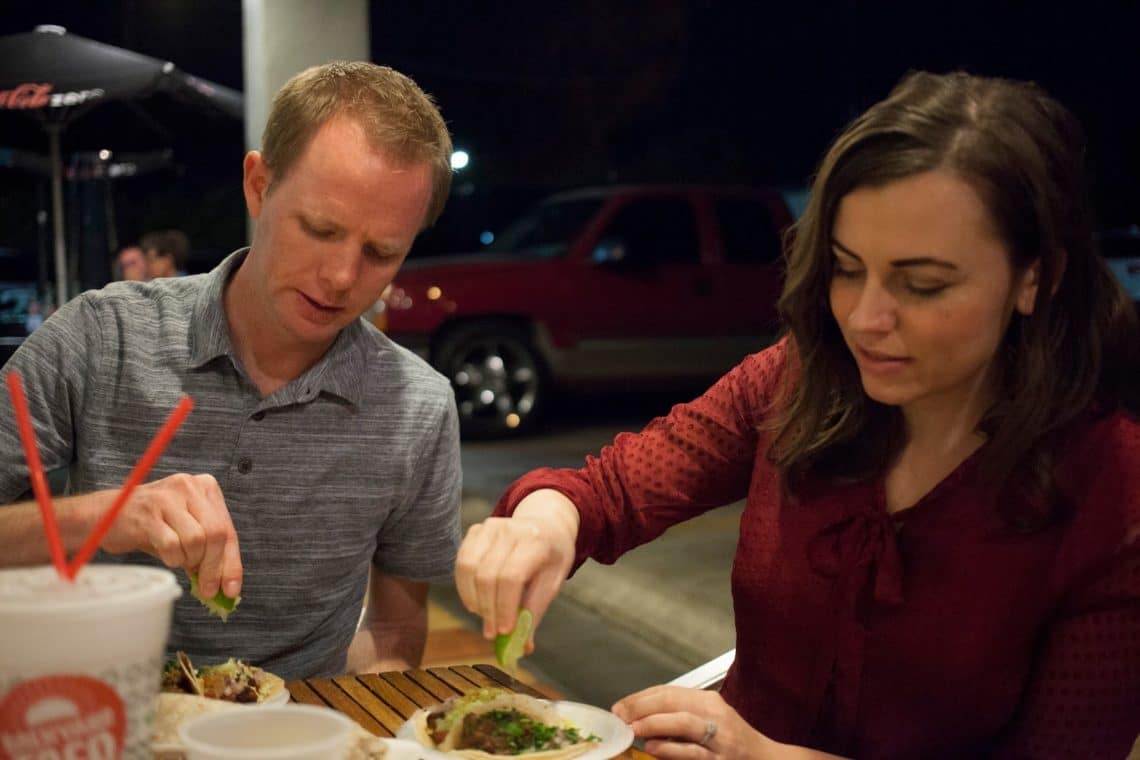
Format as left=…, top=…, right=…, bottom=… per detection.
left=0, top=61, right=461, bottom=680
left=114, top=243, right=148, bottom=281
left=22, top=300, right=43, bottom=334
left=141, top=229, right=191, bottom=278
left=456, top=71, right=1140, bottom=758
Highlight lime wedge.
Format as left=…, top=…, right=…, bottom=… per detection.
left=189, top=572, right=240, bottom=622
left=494, top=608, right=533, bottom=671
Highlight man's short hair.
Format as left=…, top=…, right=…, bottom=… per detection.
left=261, top=61, right=453, bottom=229
left=140, top=230, right=191, bottom=269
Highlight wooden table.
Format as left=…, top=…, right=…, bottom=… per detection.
left=286, top=663, right=654, bottom=759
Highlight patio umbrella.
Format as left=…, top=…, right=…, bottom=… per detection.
left=0, top=24, right=243, bottom=304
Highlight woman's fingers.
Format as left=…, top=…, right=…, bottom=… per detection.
left=456, top=516, right=566, bottom=640
left=455, top=521, right=490, bottom=615
left=613, top=686, right=761, bottom=760
left=629, top=712, right=711, bottom=744
left=614, top=684, right=697, bottom=721
left=471, top=524, right=514, bottom=637
left=642, top=738, right=710, bottom=759
left=492, top=522, right=551, bottom=634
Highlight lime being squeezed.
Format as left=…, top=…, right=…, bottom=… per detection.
left=494, top=608, right=533, bottom=672
left=189, top=572, right=240, bottom=622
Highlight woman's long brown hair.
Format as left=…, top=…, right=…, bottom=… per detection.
left=771, top=71, right=1139, bottom=524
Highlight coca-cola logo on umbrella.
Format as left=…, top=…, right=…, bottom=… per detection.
left=0, top=83, right=105, bottom=110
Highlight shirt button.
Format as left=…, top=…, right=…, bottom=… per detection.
left=252, top=411, right=265, bottom=421
left=237, top=457, right=253, bottom=474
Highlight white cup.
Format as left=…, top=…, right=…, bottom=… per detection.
left=178, top=704, right=357, bottom=760
left=0, top=563, right=181, bottom=760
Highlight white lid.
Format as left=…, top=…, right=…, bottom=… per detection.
left=0, top=564, right=181, bottom=615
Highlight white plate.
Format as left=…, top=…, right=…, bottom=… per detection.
left=156, top=734, right=440, bottom=759
left=396, top=699, right=634, bottom=760
left=381, top=738, right=453, bottom=759
left=262, top=685, right=291, bottom=706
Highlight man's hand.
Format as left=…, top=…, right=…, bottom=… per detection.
left=454, top=488, right=580, bottom=649
left=0, top=472, right=242, bottom=597
left=97, top=473, right=241, bottom=599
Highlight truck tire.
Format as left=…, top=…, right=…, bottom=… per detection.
left=433, top=321, right=548, bottom=439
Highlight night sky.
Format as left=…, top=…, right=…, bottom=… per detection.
left=2, top=1, right=1139, bottom=265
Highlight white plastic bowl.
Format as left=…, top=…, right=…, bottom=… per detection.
left=178, top=703, right=355, bottom=760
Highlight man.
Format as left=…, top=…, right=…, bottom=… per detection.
left=115, top=244, right=149, bottom=281
left=141, top=229, right=191, bottom=278
left=0, top=62, right=460, bottom=679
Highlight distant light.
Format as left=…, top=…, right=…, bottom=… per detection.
left=98, top=149, right=111, bottom=161
left=479, top=230, right=494, bottom=245
left=479, top=389, right=495, bottom=404
left=505, top=413, right=521, bottom=428
left=107, top=162, right=138, bottom=178
left=426, top=285, right=442, bottom=301
left=450, top=150, right=470, bottom=171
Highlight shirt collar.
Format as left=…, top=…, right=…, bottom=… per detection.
left=188, top=248, right=369, bottom=408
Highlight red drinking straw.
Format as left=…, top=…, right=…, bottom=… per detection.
left=68, top=394, right=194, bottom=577
left=6, top=372, right=69, bottom=579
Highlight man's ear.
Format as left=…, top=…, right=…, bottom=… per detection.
left=242, top=151, right=271, bottom=220
left=1014, top=259, right=1041, bottom=316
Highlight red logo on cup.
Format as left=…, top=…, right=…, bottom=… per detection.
left=0, top=675, right=125, bottom=760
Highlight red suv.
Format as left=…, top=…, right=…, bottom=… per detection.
left=375, top=185, right=796, bottom=437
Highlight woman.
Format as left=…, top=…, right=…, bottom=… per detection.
left=455, top=71, right=1140, bottom=758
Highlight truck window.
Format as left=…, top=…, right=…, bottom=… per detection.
left=603, top=197, right=699, bottom=265
left=488, top=198, right=604, bottom=258
left=714, top=197, right=782, bottom=264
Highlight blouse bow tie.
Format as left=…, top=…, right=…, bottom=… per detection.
left=807, top=509, right=906, bottom=607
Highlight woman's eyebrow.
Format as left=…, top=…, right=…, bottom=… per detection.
left=889, top=256, right=958, bottom=270
left=830, top=239, right=957, bottom=270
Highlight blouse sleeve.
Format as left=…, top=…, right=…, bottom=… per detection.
left=991, top=545, right=1140, bottom=758
left=494, top=339, right=789, bottom=566
left=992, top=416, right=1140, bottom=758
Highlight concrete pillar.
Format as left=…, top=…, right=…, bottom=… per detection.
left=241, top=0, right=370, bottom=156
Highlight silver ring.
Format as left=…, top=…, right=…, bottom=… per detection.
left=698, top=720, right=717, bottom=747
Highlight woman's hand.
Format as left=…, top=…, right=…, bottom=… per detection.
left=612, top=685, right=778, bottom=760
left=454, top=489, right=580, bottom=647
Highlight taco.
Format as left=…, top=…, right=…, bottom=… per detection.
left=161, top=650, right=286, bottom=704
left=152, top=692, right=241, bottom=754
left=412, top=688, right=599, bottom=759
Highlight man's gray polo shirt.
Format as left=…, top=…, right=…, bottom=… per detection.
left=0, top=250, right=462, bottom=678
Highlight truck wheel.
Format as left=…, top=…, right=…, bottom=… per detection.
left=433, top=323, right=547, bottom=439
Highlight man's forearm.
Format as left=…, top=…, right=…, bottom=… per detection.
left=0, top=492, right=110, bottom=567
left=346, top=607, right=428, bottom=673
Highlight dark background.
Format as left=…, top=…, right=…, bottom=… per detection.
left=2, top=0, right=1138, bottom=275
